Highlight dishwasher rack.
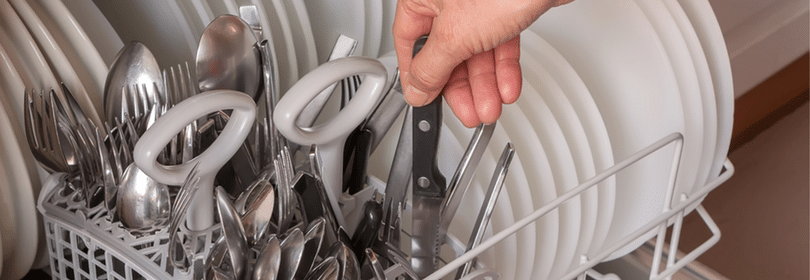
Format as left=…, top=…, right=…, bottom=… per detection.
left=36, top=131, right=734, bottom=280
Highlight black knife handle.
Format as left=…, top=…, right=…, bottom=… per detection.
left=411, top=35, right=446, bottom=198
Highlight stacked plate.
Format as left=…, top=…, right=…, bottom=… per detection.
left=372, top=0, right=733, bottom=278
left=0, top=0, right=733, bottom=278
left=0, top=0, right=123, bottom=278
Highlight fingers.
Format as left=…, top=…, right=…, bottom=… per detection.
left=466, top=49, right=502, bottom=125
left=393, top=1, right=436, bottom=106
left=494, top=36, right=522, bottom=104
left=443, top=62, right=481, bottom=127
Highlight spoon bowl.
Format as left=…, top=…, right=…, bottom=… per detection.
left=104, top=41, right=163, bottom=126
left=196, top=15, right=261, bottom=100
left=116, top=163, right=171, bottom=233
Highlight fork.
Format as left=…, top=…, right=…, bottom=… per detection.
left=24, top=89, right=72, bottom=173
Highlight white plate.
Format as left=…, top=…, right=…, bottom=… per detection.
left=519, top=33, right=600, bottom=272
left=520, top=30, right=617, bottom=258
left=61, top=0, right=123, bottom=66
left=0, top=39, right=25, bottom=267
left=678, top=0, right=733, bottom=187
left=500, top=98, right=561, bottom=279
left=93, top=0, right=197, bottom=69
left=662, top=0, right=719, bottom=200
left=516, top=51, right=583, bottom=279
left=377, top=0, right=397, bottom=56
left=634, top=0, right=713, bottom=218
left=0, top=102, right=15, bottom=263
left=364, top=0, right=383, bottom=58
left=264, top=0, right=299, bottom=90
left=531, top=0, right=685, bottom=261
left=0, top=87, right=38, bottom=280
left=9, top=0, right=104, bottom=130
left=174, top=0, right=207, bottom=40
left=36, top=0, right=108, bottom=97
left=442, top=103, right=536, bottom=280
left=0, top=146, right=13, bottom=269
left=27, top=0, right=99, bottom=110
left=282, top=0, right=318, bottom=74
left=304, top=0, right=366, bottom=63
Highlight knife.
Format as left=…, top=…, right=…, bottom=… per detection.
left=409, top=35, right=445, bottom=278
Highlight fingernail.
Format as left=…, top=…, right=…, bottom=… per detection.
left=404, top=85, right=429, bottom=106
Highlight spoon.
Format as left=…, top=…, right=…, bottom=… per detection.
left=104, top=41, right=163, bottom=126
left=304, top=256, right=339, bottom=280
left=294, top=217, right=326, bottom=280
left=204, top=236, right=228, bottom=280
left=278, top=228, right=305, bottom=280
left=252, top=235, right=281, bottom=280
left=326, top=242, right=361, bottom=280
left=196, top=15, right=261, bottom=101
left=215, top=186, right=248, bottom=280
left=116, top=163, right=171, bottom=233
left=242, top=180, right=275, bottom=244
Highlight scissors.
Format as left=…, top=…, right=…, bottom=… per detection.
left=134, top=90, right=256, bottom=230
left=273, top=56, right=388, bottom=227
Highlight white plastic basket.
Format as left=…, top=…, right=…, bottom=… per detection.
left=37, top=173, right=220, bottom=280
left=36, top=132, right=734, bottom=280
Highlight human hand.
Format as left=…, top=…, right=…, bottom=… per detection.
left=393, top=0, right=573, bottom=127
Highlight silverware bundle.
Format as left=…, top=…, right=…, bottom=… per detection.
left=23, top=7, right=518, bottom=280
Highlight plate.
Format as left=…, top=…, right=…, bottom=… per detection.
left=531, top=0, right=686, bottom=261
left=677, top=0, right=733, bottom=187
left=174, top=0, right=207, bottom=40
left=0, top=39, right=25, bottom=267
left=282, top=0, right=318, bottom=74
left=0, top=105, right=15, bottom=263
left=304, top=0, right=366, bottom=63
left=500, top=96, right=561, bottom=279
left=438, top=119, right=520, bottom=280
left=519, top=33, right=600, bottom=272
left=60, top=0, right=123, bottom=65
left=377, top=0, right=397, bottom=56
left=634, top=0, right=713, bottom=219
left=662, top=0, right=719, bottom=199
left=364, top=0, right=383, bottom=57
left=36, top=0, right=108, bottom=98
left=260, top=0, right=299, bottom=92
left=516, top=51, right=583, bottom=279
left=442, top=103, right=536, bottom=280
left=9, top=0, right=104, bottom=130
left=0, top=87, right=39, bottom=280
left=93, top=0, right=197, bottom=69
left=520, top=30, right=617, bottom=258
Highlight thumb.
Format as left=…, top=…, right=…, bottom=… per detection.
left=402, top=36, right=465, bottom=106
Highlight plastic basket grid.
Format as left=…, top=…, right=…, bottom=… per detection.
left=38, top=174, right=220, bottom=280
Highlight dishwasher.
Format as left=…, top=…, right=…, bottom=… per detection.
left=0, top=0, right=745, bottom=279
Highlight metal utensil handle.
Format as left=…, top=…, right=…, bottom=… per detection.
left=456, top=143, right=514, bottom=279
left=134, top=90, right=255, bottom=230
left=440, top=123, right=496, bottom=234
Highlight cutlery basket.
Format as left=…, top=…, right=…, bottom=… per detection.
left=36, top=173, right=221, bottom=280
left=36, top=133, right=734, bottom=280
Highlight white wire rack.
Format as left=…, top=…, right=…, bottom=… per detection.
left=36, top=131, right=734, bottom=280
left=415, top=132, right=735, bottom=280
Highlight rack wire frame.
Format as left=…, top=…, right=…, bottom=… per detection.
left=417, top=132, right=735, bottom=280
left=36, top=131, right=734, bottom=280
